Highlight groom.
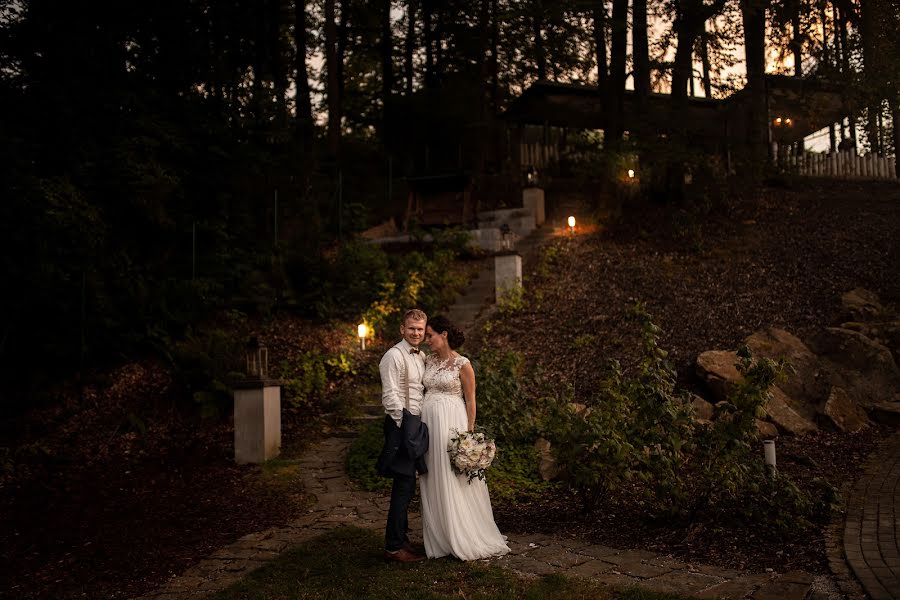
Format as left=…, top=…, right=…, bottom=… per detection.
left=376, top=308, right=428, bottom=563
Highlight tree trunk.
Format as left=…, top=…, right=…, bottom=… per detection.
left=633, top=0, right=650, bottom=104
left=593, top=1, right=608, bottom=93
left=700, top=28, right=713, bottom=98
left=272, top=0, right=288, bottom=129
left=405, top=0, right=416, bottom=95
left=607, top=0, right=628, bottom=144
left=295, top=0, right=314, bottom=149
left=533, top=1, right=547, bottom=80
left=324, top=0, right=341, bottom=156
left=490, top=0, right=499, bottom=112
left=791, top=1, right=803, bottom=77
left=337, top=1, right=349, bottom=104
left=742, top=0, right=770, bottom=168
left=859, top=0, right=881, bottom=153
left=253, top=3, right=269, bottom=128
left=382, top=0, right=393, bottom=138
left=893, top=99, right=900, bottom=176
left=424, top=0, right=435, bottom=87
left=837, top=7, right=858, bottom=147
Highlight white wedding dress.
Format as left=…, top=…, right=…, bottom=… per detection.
left=419, top=355, right=509, bottom=560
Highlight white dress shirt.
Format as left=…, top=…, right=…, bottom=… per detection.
left=380, top=339, right=425, bottom=427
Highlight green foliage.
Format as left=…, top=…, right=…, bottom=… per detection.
left=497, top=282, right=527, bottom=315
left=346, top=418, right=392, bottom=493
left=487, top=443, right=558, bottom=505
left=279, top=351, right=329, bottom=410
left=472, top=350, right=543, bottom=444
left=169, top=326, right=244, bottom=419
left=543, top=302, right=836, bottom=531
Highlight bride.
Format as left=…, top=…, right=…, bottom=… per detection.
left=419, top=315, right=509, bottom=561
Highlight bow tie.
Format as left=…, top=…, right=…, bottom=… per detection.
left=409, top=347, right=420, bottom=354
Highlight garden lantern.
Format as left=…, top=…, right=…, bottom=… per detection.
left=763, top=439, right=776, bottom=472
left=525, top=165, right=539, bottom=187
left=245, top=336, right=268, bottom=380
left=567, top=215, right=576, bottom=235
left=234, top=336, right=280, bottom=464
left=358, top=323, right=368, bottom=351
left=627, top=169, right=635, bottom=179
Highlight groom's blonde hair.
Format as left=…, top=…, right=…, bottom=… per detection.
left=403, top=308, right=427, bottom=324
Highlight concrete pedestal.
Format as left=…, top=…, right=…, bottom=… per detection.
left=522, top=187, right=545, bottom=226
left=495, top=252, right=522, bottom=300
left=234, top=382, right=282, bottom=464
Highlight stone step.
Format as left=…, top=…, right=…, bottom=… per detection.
left=360, top=404, right=383, bottom=416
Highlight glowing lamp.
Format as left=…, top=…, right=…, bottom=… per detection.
left=774, top=117, right=782, bottom=125
left=785, top=118, right=793, bottom=126
left=627, top=169, right=635, bottom=179
left=567, top=215, right=576, bottom=234
left=357, top=323, right=368, bottom=351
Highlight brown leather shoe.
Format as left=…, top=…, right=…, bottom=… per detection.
left=384, top=547, right=425, bottom=563
left=402, top=541, right=424, bottom=554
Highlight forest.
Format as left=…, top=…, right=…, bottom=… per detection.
left=0, top=0, right=897, bottom=409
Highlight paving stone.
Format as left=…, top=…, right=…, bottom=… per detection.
left=639, top=571, right=724, bottom=595
left=620, top=562, right=673, bottom=579
left=505, top=556, right=560, bottom=576
left=509, top=532, right=555, bottom=546
left=564, top=559, right=617, bottom=578
left=522, top=544, right=566, bottom=561
left=546, top=551, right=593, bottom=568
left=601, top=548, right=659, bottom=565
left=574, top=544, right=621, bottom=559
left=695, top=574, right=769, bottom=599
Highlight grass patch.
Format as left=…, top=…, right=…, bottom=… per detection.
left=211, top=526, right=690, bottom=600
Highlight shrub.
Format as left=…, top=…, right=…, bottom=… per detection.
left=542, top=302, right=837, bottom=531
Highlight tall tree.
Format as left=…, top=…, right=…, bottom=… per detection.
left=742, top=0, right=770, bottom=167
left=633, top=0, right=651, bottom=104
left=607, top=0, right=629, bottom=144
left=294, top=0, right=314, bottom=149
left=381, top=0, right=394, bottom=136
left=533, top=0, right=547, bottom=80
left=324, top=0, right=341, bottom=155
left=593, top=0, right=609, bottom=93
left=405, top=0, right=417, bottom=94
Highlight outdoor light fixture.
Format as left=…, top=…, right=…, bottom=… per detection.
left=245, top=336, right=268, bottom=380
left=357, top=323, right=368, bottom=351
left=784, top=118, right=793, bottom=126
left=627, top=169, right=635, bottom=179
left=763, top=439, right=776, bottom=472
left=774, top=117, right=783, bottom=125
left=567, top=215, right=576, bottom=234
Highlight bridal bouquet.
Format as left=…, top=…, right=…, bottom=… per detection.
left=447, top=428, right=497, bottom=483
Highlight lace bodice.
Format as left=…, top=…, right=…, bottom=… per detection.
left=423, top=355, right=470, bottom=398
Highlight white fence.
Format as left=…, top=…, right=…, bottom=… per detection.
left=783, top=150, right=897, bottom=180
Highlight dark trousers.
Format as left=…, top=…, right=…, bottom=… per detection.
left=385, top=473, right=416, bottom=551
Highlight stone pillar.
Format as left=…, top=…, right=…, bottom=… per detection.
left=523, top=187, right=546, bottom=226
left=494, top=251, right=522, bottom=300
left=234, top=381, right=282, bottom=464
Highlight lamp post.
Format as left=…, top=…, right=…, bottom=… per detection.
left=763, top=439, right=777, bottom=474
left=233, top=336, right=281, bottom=464
left=358, top=323, right=368, bottom=351
left=567, top=215, right=576, bottom=235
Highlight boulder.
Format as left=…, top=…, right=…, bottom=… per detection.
left=534, top=438, right=559, bottom=481
left=744, top=328, right=827, bottom=420
left=841, top=288, right=885, bottom=321
left=766, top=387, right=817, bottom=435
left=756, top=419, right=779, bottom=438
left=823, top=387, right=869, bottom=432
left=869, top=402, right=900, bottom=427
left=811, top=327, right=900, bottom=407
left=691, top=395, right=715, bottom=422
left=696, top=351, right=741, bottom=402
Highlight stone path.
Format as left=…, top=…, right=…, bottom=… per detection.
left=836, top=431, right=900, bottom=599
left=136, top=436, right=834, bottom=599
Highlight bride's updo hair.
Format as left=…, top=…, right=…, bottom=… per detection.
left=428, top=315, right=465, bottom=349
